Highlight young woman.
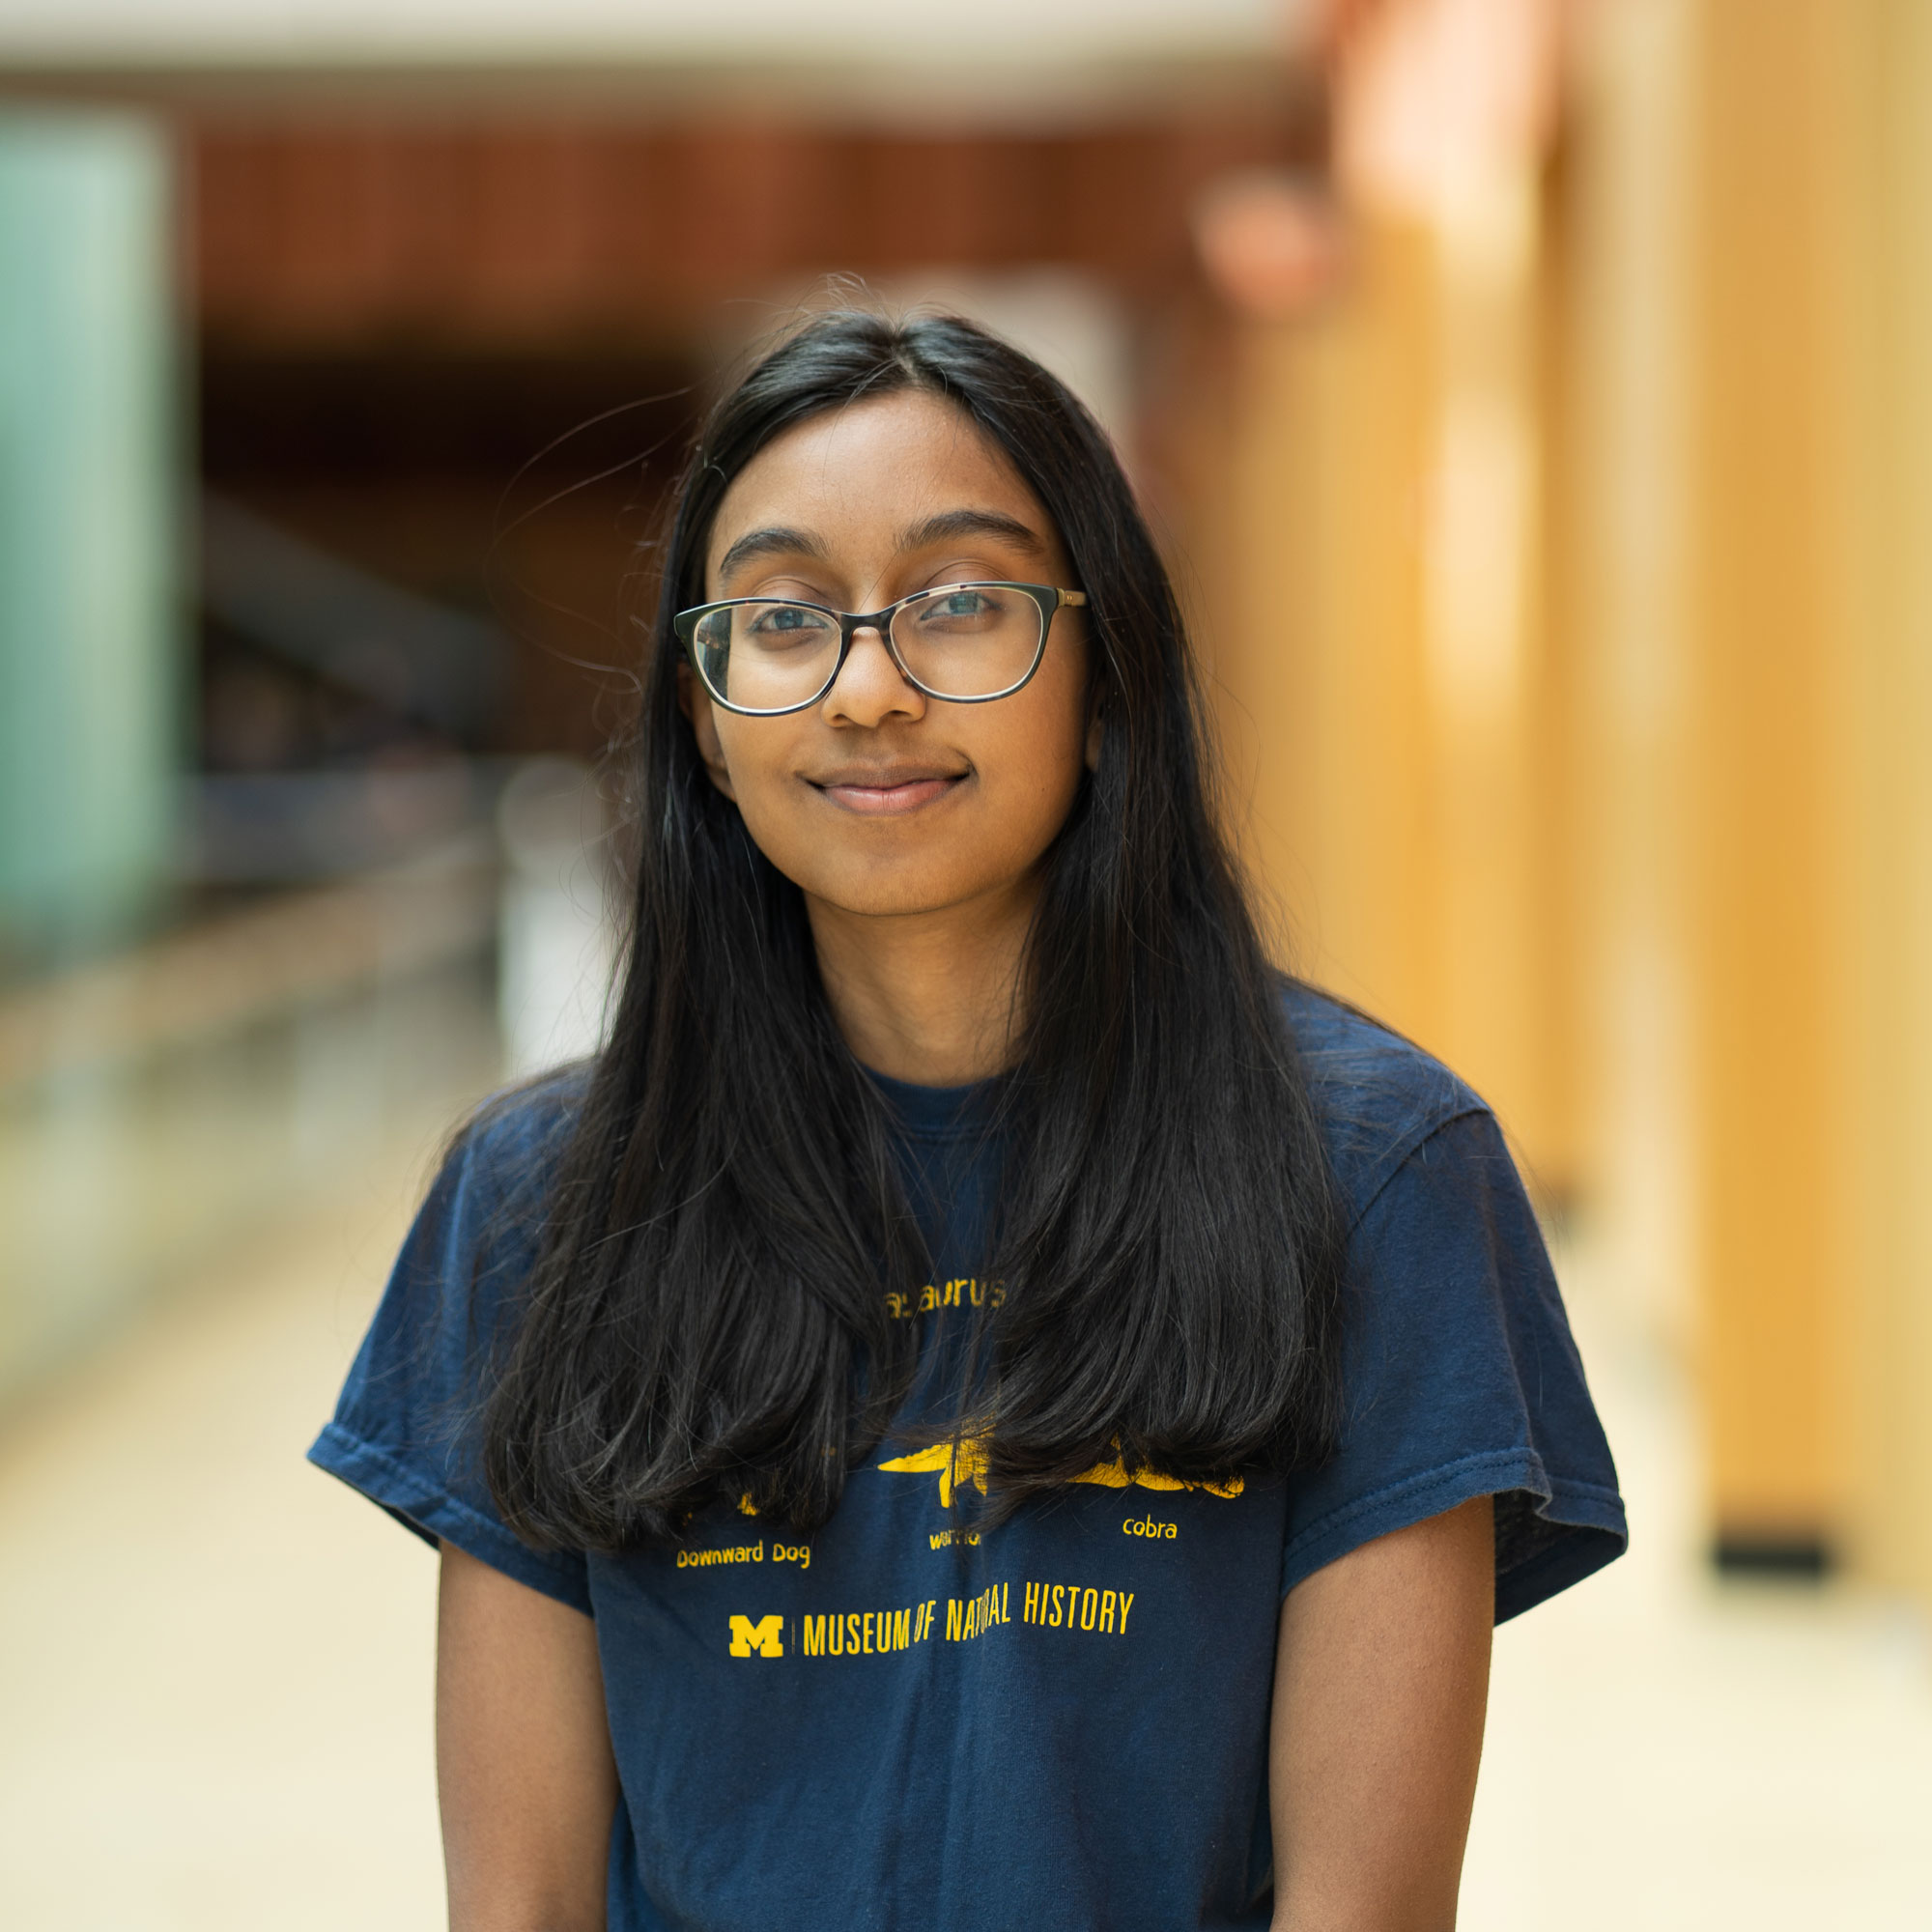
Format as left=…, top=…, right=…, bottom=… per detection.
left=312, top=310, right=1624, bottom=1932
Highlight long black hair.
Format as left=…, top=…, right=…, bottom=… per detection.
left=482, top=309, right=1347, bottom=1548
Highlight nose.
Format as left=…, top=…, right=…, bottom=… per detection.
left=820, top=623, right=925, bottom=728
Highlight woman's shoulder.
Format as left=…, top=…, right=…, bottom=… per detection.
left=406, top=1066, right=591, bottom=1285
left=329, top=1067, right=590, bottom=1399
left=1278, top=980, right=1489, bottom=1225
left=309, top=1063, right=598, bottom=1608
left=440, top=1064, right=590, bottom=1207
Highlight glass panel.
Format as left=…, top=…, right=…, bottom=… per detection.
left=694, top=601, right=839, bottom=711
left=891, top=584, right=1042, bottom=698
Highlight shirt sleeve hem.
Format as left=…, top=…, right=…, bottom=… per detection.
left=1279, top=1447, right=1628, bottom=1619
left=307, top=1421, right=594, bottom=1617
left=1493, top=1507, right=1626, bottom=1624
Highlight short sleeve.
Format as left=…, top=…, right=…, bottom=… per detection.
left=1280, top=1108, right=1627, bottom=1622
left=308, top=1101, right=592, bottom=1615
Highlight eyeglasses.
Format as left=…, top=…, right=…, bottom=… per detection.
left=673, top=581, right=1088, bottom=717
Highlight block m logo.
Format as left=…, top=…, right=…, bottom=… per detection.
left=727, top=1614, right=783, bottom=1658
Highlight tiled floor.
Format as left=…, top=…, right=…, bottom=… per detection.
left=2, top=1175, right=1928, bottom=1928
left=1461, top=1269, right=1932, bottom=1927
left=0, top=1175, right=444, bottom=1932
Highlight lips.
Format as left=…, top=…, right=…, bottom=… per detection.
left=807, top=765, right=969, bottom=815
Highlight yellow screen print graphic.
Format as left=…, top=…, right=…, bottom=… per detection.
left=727, top=1613, right=784, bottom=1658
left=876, top=1437, right=1243, bottom=1508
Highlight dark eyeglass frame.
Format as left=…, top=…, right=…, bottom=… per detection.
left=672, top=581, right=1089, bottom=717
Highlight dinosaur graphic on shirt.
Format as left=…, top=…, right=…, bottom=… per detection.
left=875, top=1438, right=1242, bottom=1508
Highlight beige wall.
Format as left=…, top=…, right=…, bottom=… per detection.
left=1848, top=0, right=1932, bottom=1607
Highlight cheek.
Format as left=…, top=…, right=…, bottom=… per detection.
left=990, top=713, right=1086, bottom=839
left=951, top=679, right=1092, bottom=872
left=1008, top=648, right=1094, bottom=798
left=709, top=719, right=798, bottom=835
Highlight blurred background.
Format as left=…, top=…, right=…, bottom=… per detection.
left=2, top=0, right=1930, bottom=1924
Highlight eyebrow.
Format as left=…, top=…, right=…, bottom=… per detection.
left=716, top=525, right=829, bottom=579
left=897, top=508, right=1046, bottom=556
left=714, top=507, right=1046, bottom=585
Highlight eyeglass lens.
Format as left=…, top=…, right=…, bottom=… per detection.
left=690, top=585, right=1043, bottom=712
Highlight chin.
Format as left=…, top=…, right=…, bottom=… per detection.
left=798, top=861, right=1001, bottom=922
left=810, top=882, right=966, bottom=919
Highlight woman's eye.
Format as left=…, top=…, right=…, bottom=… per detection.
left=747, top=605, right=830, bottom=643
left=913, top=589, right=1003, bottom=630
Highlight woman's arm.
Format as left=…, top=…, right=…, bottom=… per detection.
left=437, top=1543, right=619, bottom=1932
left=1269, top=1494, right=1495, bottom=1932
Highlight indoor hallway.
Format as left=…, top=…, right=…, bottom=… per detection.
left=6, top=6, right=1932, bottom=1924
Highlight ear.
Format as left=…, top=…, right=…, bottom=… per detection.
left=677, top=665, right=738, bottom=802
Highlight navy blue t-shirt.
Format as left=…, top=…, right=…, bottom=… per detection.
left=311, top=985, right=1625, bottom=1930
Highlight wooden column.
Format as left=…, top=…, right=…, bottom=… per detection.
left=1181, top=207, right=1572, bottom=1188
left=1199, top=220, right=1438, bottom=1052
left=1685, top=0, right=1862, bottom=1568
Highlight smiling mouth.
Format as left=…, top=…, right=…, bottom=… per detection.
left=808, top=769, right=969, bottom=815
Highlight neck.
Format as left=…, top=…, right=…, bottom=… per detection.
left=806, top=878, right=1037, bottom=1087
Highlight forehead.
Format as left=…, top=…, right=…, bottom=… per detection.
left=705, top=389, right=1053, bottom=566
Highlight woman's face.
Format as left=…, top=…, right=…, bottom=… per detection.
left=685, top=388, right=1094, bottom=923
